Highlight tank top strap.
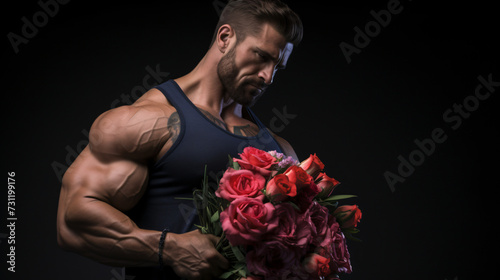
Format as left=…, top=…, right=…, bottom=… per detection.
left=246, top=107, right=267, bottom=130
left=154, top=79, right=201, bottom=120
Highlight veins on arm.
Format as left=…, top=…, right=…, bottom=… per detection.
left=90, top=105, right=172, bottom=161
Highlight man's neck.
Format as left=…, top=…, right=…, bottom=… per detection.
left=174, top=50, right=230, bottom=116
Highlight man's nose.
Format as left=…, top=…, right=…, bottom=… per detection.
left=258, top=64, right=276, bottom=86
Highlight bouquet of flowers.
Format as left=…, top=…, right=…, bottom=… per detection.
left=192, top=147, right=362, bottom=280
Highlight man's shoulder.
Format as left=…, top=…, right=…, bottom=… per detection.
left=88, top=97, right=175, bottom=161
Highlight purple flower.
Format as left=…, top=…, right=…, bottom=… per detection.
left=278, top=156, right=299, bottom=169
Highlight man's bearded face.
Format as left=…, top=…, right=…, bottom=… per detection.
left=217, top=43, right=267, bottom=107
left=217, top=24, right=293, bottom=107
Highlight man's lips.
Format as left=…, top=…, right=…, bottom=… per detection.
left=248, top=83, right=261, bottom=89
left=247, top=83, right=262, bottom=94
left=249, top=82, right=267, bottom=91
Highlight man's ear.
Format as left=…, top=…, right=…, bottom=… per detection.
left=216, top=24, right=235, bottom=54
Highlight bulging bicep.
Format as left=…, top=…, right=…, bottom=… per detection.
left=62, top=146, right=149, bottom=212
left=61, top=104, right=173, bottom=215
left=61, top=105, right=169, bottom=213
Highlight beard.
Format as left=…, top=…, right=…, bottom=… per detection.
left=217, top=44, right=267, bottom=107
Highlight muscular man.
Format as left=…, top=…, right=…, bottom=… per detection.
left=57, top=1, right=303, bottom=279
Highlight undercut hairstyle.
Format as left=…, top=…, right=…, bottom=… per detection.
left=210, top=0, right=303, bottom=47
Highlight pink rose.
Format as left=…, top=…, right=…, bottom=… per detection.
left=272, top=203, right=312, bottom=255
left=234, top=147, right=277, bottom=177
left=220, top=197, right=278, bottom=246
left=246, top=239, right=299, bottom=277
left=215, top=168, right=265, bottom=202
left=265, top=174, right=297, bottom=202
left=299, top=154, right=325, bottom=178
left=316, top=172, right=341, bottom=199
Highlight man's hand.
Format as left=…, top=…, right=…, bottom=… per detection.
left=164, top=230, right=229, bottom=280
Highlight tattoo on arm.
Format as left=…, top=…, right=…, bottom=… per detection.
left=198, top=108, right=228, bottom=130
left=167, top=112, right=180, bottom=143
left=233, top=124, right=260, bottom=137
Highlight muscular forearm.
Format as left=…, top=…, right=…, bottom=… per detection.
left=58, top=197, right=161, bottom=267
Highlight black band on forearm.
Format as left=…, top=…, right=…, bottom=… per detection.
left=158, top=228, right=169, bottom=267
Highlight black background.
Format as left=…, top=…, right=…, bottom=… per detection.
left=2, top=0, right=499, bottom=279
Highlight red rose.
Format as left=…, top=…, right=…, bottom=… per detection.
left=303, top=253, right=331, bottom=277
left=215, top=168, right=266, bottom=202
left=220, top=197, right=278, bottom=246
left=272, top=203, right=312, bottom=254
left=233, top=147, right=277, bottom=177
left=283, top=165, right=313, bottom=189
left=265, top=174, right=297, bottom=202
left=317, top=217, right=352, bottom=275
left=316, top=173, right=341, bottom=199
left=293, top=181, right=320, bottom=213
left=304, top=201, right=331, bottom=247
left=328, top=226, right=352, bottom=274
left=299, top=154, right=325, bottom=178
left=246, top=239, right=299, bottom=277
left=333, top=205, right=362, bottom=229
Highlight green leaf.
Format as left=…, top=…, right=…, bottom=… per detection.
left=227, top=155, right=240, bottom=170
left=237, top=266, right=247, bottom=277
left=320, top=201, right=339, bottom=208
left=321, top=194, right=357, bottom=202
left=206, top=206, right=212, bottom=220
left=233, top=161, right=240, bottom=170
left=233, top=262, right=246, bottom=270
left=342, top=227, right=360, bottom=234
left=231, top=246, right=246, bottom=262
left=203, top=165, right=208, bottom=187
left=173, top=197, right=194, bottom=200
left=210, top=211, right=220, bottom=223
left=219, top=271, right=235, bottom=279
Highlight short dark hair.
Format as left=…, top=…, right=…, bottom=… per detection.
left=210, top=0, right=303, bottom=47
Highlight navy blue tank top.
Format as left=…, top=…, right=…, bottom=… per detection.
left=126, top=79, right=283, bottom=279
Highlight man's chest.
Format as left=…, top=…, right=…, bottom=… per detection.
left=196, top=106, right=261, bottom=137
